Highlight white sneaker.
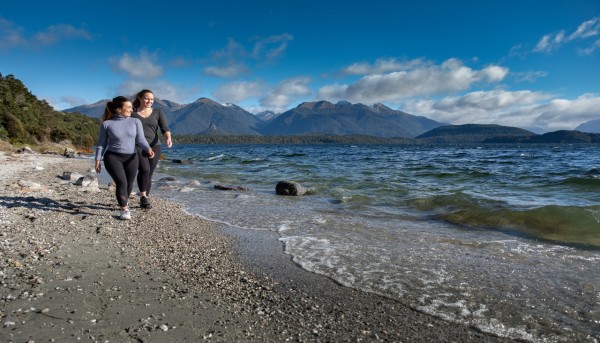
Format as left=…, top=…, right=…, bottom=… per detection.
left=119, top=209, right=131, bottom=220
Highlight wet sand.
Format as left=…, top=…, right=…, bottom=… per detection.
left=0, top=151, right=515, bottom=342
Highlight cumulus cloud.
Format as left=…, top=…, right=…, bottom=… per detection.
left=401, top=90, right=600, bottom=131
left=318, top=58, right=508, bottom=104
left=111, top=50, right=163, bottom=79
left=213, top=81, right=265, bottom=103
left=0, top=18, right=90, bottom=48
left=532, top=94, right=600, bottom=130
left=260, top=76, right=312, bottom=111
left=534, top=17, right=600, bottom=53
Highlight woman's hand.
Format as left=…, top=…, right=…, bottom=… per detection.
left=95, top=160, right=102, bottom=173
left=147, top=148, right=155, bottom=159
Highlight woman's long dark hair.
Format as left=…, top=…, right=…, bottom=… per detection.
left=133, top=89, right=154, bottom=110
left=102, top=96, right=131, bottom=122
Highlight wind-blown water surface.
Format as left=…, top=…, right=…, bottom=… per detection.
left=153, top=143, right=600, bottom=342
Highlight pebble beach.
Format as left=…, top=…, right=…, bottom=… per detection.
left=0, top=150, right=514, bottom=342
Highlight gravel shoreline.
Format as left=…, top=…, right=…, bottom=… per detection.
left=0, top=152, right=515, bottom=342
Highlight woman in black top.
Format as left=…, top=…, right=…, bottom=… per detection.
left=131, top=89, right=173, bottom=209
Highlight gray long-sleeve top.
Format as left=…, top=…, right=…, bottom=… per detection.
left=95, top=115, right=151, bottom=160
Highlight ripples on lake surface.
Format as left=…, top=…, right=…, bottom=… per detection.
left=154, top=143, right=600, bottom=342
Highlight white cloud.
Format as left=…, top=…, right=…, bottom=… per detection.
left=480, top=65, right=508, bottom=82
left=512, top=70, right=549, bottom=83
left=260, top=76, right=312, bottom=111
left=34, top=24, right=91, bottom=46
left=401, top=90, right=600, bottom=131
left=209, top=37, right=246, bottom=59
left=111, top=50, right=163, bottom=79
left=214, top=81, right=264, bottom=103
left=251, top=33, right=293, bottom=61
left=204, top=34, right=292, bottom=78
left=532, top=93, right=600, bottom=130
left=568, top=17, right=599, bottom=40
left=318, top=58, right=508, bottom=104
left=578, top=39, right=600, bottom=56
left=534, top=17, right=600, bottom=53
left=0, top=18, right=90, bottom=49
left=204, top=64, right=248, bottom=78
left=0, top=18, right=26, bottom=48
left=342, top=58, right=424, bottom=75
left=534, top=31, right=566, bottom=53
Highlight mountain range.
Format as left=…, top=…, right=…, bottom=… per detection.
left=65, top=97, right=443, bottom=137
left=65, top=96, right=600, bottom=139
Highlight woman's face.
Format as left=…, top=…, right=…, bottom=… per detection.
left=140, top=93, right=154, bottom=109
left=117, top=101, right=133, bottom=117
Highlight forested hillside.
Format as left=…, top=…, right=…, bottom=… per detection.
left=0, top=73, right=99, bottom=148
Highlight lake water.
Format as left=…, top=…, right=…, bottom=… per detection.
left=151, top=143, right=600, bottom=342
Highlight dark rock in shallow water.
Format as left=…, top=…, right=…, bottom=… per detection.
left=214, top=184, right=251, bottom=191
left=276, top=180, right=307, bottom=196
left=159, top=177, right=177, bottom=182
left=172, top=159, right=193, bottom=165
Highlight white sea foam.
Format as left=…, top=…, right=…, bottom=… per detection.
left=156, top=143, right=600, bottom=342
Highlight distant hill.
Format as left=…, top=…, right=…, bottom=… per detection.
left=260, top=100, right=442, bottom=137
left=0, top=73, right=99, bottom=148
left=65, top=98, right=108, bottom=118
left=527, top=130, right=600, bottom=143
left=417, top=124, right=536, bottom=143
left=168, top=98, right=262, bottom=135
left=575, top=119, right=600, bottom=133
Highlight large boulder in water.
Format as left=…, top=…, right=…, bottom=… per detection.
left=276, top=180, right=308, bottom=196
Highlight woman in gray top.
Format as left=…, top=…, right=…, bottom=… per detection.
left=132, top=89, right=172, bottom=209
left=95, top=96, right=154, bottom=220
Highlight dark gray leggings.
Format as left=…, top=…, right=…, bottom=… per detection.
left=103, top=151, right=139, bottom=207
left=136, top=145, right=161, bottom=195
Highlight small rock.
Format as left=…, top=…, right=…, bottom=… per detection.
left=214, top=185, right=251, bottom=191
left=275, top=180, right=308, bottom=196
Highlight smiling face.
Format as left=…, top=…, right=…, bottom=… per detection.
left=116, top=101, right=134, bottom=117
left=139, top=91, right=154, bottom=110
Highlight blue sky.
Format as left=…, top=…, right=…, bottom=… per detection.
left=1, top=0, right=599, bottom=132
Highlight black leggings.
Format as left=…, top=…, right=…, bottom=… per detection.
left=136, top=145, right=161, bottom=195
left=103, top=151, right=139, bottom=207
